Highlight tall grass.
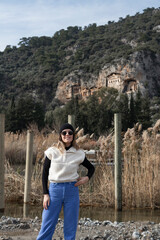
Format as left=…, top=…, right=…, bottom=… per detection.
left=123, top=121, right=160, bottom=209
left=4, top=125, right=58, bottom=204
left=4, top=121, right=160, bottom=208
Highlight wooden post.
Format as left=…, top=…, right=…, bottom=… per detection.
left=23, top=203, right=29, bottom=218
left=68, top=115, right=75, bottom=128
left=24, top=130, right=33, bottom=203
left=114, top=209, right=122, bottom=222
left=0, top=114, right=5, bottom=211
left=114, top=113, right=122, bottom=211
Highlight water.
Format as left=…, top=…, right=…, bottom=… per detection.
left=1, top=202, right=160, bottom=223
left=2, top=164, right=160, bottom=223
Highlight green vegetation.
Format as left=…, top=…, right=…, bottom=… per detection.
left=0, top=7, right=160, bottom=134
left=5, top=96, right=45, bottom=133
left=46, top=87, right=152, bottom=135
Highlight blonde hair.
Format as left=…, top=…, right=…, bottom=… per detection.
left=53, top=133, right=79, bottom=153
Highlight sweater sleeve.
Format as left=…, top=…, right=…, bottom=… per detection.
left=42, top=156, right=51, bottom=194
left=81, top=156, right=95, bottom=179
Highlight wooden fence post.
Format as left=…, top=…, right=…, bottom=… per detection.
left=114, top=113, right=122, bottom=211
left=24, top=130, right=33, bottom=203
left=68, top=115, right=75, bottom=128
left=0, top=114, right=5, bottom=211
left=23, top=203, right=29, bottom=218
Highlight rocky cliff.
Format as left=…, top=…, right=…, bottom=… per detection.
left=55, top=51, right=160, bottom=103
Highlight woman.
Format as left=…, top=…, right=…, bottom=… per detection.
left=37, top=123, right=95, bottom=240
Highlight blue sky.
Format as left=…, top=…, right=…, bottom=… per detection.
left=0, top=0, right=159, bottom=51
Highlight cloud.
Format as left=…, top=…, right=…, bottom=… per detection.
left=0, top=0, right=113, bottom=50
left=0, top=0, right=160, bottom=51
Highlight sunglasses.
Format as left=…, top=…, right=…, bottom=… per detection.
left=61, top=131, right=73, bottom=136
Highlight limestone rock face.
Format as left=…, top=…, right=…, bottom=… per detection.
left=55, top=51, right=160, bottom=103
left=98, top=51, right=160, bottom=95
left=55, top=70, right=98, bottom=103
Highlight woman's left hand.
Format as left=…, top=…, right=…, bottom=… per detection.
left=74, top=176, right=89, bottom=186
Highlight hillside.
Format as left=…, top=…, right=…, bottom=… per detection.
left=0, top=7, right=160, bottom=112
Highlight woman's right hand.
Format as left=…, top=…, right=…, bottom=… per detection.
left=43, top=194, right=50, bottom=210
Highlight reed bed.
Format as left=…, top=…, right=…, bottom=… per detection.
left=123, top=121, right=160, bottom=209
left=4, top=120, right=160, bottom=208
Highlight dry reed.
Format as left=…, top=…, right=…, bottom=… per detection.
left=122, top=121, right=160, bottom=209
left=4, top=120, right=160, bottom=208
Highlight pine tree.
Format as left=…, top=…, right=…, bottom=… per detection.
left=117, top=94, right=130, bottom=131
left=128, top=92, right=136, bottom=128
left=86, top=94, right=100, bottom=135
left=5, top=97, right=18, bottom=133
left=139, top=94, right=151, bottom=129
left=135, top=89, right=142, bottom=123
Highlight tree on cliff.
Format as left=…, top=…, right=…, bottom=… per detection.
left=6, top=97, right=45, bottom=133
left=1, top=7, right=160, bottom=133
left=1, top=7, right=160, bottom=115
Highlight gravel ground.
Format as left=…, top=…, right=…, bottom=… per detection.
left=0, top=216, right=160, bottom=240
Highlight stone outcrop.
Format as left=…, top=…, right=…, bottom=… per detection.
left=153, top=25, right=160, bottom=32
left=55, top=51, right=160, bottom=103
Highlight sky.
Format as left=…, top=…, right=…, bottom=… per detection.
left=0, top=0, right=159, bottom=51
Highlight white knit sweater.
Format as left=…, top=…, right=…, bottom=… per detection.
left=45, top=146, right=85, bottom=183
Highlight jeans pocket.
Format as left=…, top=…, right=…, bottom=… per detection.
left=49, top=182, right=58, bottom=191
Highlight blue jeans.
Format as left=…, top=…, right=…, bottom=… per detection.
left=37, top=182, right=79, bottom=240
